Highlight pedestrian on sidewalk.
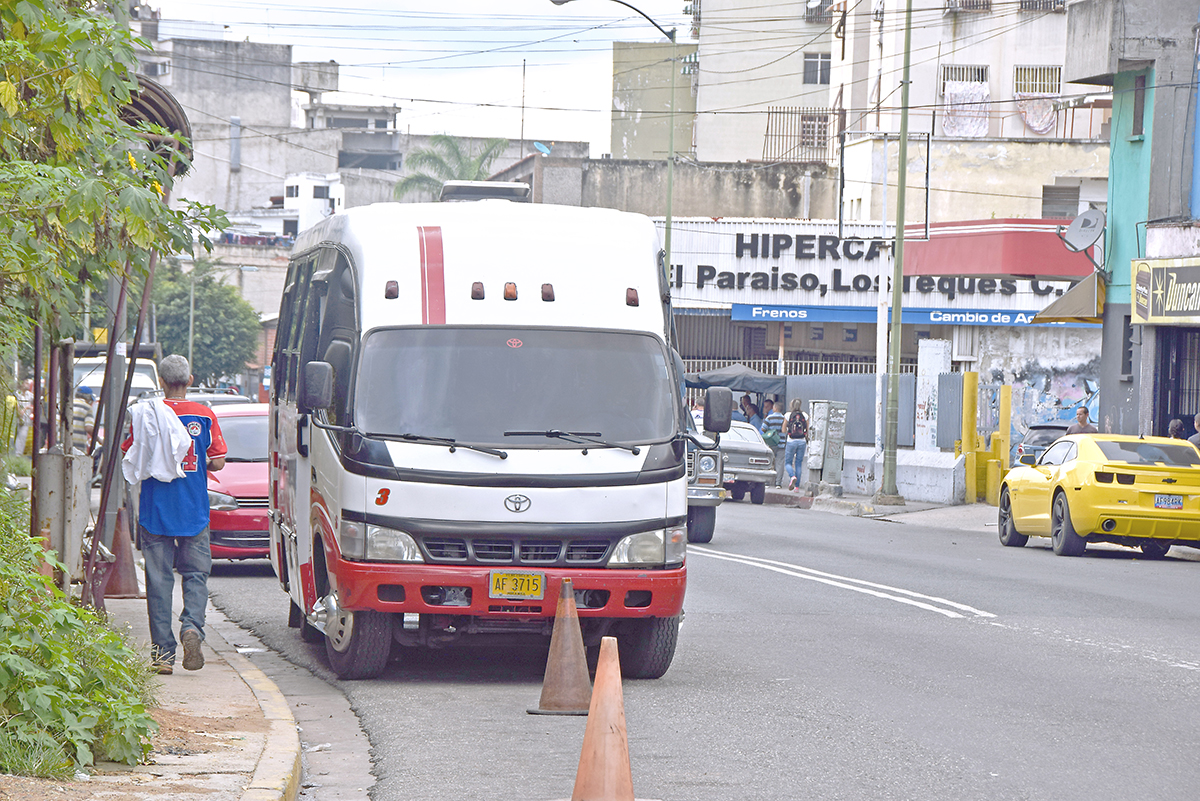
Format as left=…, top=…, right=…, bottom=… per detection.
left=784, top=398, right=808, bottom=491
left=122, top=355, right=227, bottom=674
left=761, top=398, right=786, bottom=487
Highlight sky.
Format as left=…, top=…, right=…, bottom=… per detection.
left=146, top=0, right=690, bottom=156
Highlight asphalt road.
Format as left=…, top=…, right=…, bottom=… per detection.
left=209, top=501, right=1200, bottom=801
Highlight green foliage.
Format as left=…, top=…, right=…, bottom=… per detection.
left=393, top=134, right=509, bottom=201
left=146, top=258, right=262, bottom=386
left=0, top=0, right=228, bottom=343
left=0, top=491, right=157, bottom=777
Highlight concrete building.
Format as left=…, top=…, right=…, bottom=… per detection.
left=1063, top=0, right=1200, bottom=437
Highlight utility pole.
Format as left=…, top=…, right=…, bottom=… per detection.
left=877, top=0, right=915, bottom=504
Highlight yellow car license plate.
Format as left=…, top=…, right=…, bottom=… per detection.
left=1154, top=494, right=1183, bottom=510
left=489, top=571, right=545, bottom=600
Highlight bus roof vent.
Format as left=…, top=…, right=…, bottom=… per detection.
left=439, top=181, right=530, bottom=203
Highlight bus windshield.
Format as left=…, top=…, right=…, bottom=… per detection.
left=355, top=327, right=678, bottom=447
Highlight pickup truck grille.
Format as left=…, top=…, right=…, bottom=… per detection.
left=686, top=451, right=696, bottom=478
left=420, top=536, right=612, bottom=566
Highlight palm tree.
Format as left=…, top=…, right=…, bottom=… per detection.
left=393, top=135, right=510, bottom=201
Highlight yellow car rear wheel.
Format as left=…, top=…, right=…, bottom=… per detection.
left=1051, top=492, right=1087, bottom=557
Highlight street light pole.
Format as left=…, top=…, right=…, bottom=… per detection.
left=550, top=0, right=677, bottom=290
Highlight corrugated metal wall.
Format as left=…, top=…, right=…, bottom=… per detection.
left=786, top=373, right=915, bottom=446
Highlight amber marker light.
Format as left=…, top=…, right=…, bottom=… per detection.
left=504, top=282, right=518, bottom=300
left=626, top=288, right=639, bottom=306
left=385, top=280, right=399, bottom=299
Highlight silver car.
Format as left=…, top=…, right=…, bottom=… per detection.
left=722, top=421, right=776, bottom=505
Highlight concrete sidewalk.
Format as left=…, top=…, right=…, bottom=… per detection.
left=762, top=485, right=999, bottom=534
left=4, top=596, right=302, bottom=801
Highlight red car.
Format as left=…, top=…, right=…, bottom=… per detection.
left=207, top=403, right=270, bottom=559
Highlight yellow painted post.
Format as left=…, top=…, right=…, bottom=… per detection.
left=962, top=372, right=978, bottom=504
left=985, top=459, right=1001, bottom=505
left=998, top=384, right=1011, bottom=470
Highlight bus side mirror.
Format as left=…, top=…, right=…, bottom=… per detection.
left=300, top=361, right=333, bottom=412
left=703, top=386, right=733, bottom=434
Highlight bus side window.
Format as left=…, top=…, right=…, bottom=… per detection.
left=286, top=259, right=315, bottom=403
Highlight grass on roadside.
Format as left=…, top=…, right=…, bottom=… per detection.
left=0, top=489, right=158, bottom=777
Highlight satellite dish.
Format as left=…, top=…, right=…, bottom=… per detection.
left=534, top=141, right=551, bottom=155
left=1060, top=208, right=1106, bottom=252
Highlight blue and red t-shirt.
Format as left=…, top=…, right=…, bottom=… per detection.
left=124, top=399, right=227, bottom=538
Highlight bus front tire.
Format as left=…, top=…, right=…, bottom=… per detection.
left=324, top=597, right=392, bottom=680
left=615, top=615, right=679, bottom=679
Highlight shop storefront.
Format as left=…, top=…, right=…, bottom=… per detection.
left=1132, top=257, right=1200, bottom=437
left=663, top=218, right=1101, bottom=378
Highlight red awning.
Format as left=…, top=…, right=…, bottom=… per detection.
left=902, top=219, right=1096, bottom=279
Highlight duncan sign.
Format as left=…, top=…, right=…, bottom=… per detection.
left=1132, top=257, right=1200, bottom=325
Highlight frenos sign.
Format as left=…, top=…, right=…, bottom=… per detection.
left=663, top=219, right=1075, bottom=310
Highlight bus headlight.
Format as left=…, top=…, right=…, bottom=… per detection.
left=608, top=530, right=665, bottom=566
left=366, top=525, right=424, bottom=562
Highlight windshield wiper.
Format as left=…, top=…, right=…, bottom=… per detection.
left=362, top=431, right=507, bottom=459
left=503, top=429, right=640, bottom=455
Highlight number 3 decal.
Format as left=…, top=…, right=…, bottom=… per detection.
left=375, top=488, right=390, bottom=506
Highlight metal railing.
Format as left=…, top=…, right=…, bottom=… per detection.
left=683, top=358, right=917, bottom=376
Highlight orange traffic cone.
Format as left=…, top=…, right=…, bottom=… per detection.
left=105, top=509, right=143, bottom=599
left=529, top=578, right=592, bottom=716
left=570, top=636, right=633, bottom=801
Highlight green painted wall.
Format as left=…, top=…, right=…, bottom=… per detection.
left=1105, top=69, right=1155, bottom=304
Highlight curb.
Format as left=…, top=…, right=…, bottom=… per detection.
left=203, top=615, right=302, bottom=801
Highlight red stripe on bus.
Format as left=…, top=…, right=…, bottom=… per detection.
left=418, top=226, right=446, bottom=324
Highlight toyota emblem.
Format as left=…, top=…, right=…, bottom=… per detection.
left=504, top=494, right=532, bottom=513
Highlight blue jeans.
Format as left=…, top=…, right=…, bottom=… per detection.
left=141, top=525, right=211, bottom=664
left=784, top=438, right=807, bottom=484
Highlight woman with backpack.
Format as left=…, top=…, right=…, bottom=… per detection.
left=784, top=398, right=808, bottom=491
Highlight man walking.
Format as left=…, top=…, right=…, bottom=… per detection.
left=1065, top=407, right=1097, bottom=435
left=761, top=398, right=786, bottom=487
left=122, top=355, right=226, bottom=674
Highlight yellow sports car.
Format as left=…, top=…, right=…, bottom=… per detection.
left=998, top=434, right=1200, bottom=557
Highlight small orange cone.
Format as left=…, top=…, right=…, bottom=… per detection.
left=570, top=636, right=633, bottom=801
left=529, top=578, right=592, bottom=716
left=105, top=509, right=143, bottom=599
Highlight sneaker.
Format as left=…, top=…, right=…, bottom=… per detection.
left=181, top=629, right=204, bottom=671
left=788, top=477, right=797, bottom=491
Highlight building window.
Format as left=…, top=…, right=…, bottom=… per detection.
left=374, top=118, right=389, bottom=129
left=1014, top=66, right=1061, bottom=95
left=1132, top=74, right=1146, bottom=136
left=811, top=326, right=824, bottom=341
left=1019, top=0, right=1063, bottom=10
left=313, top=186, right=330, bottom=199
left=803, top=53, right=831, bottom=85
left=764, top=107, right=833, bottom=162
left=143, top=61, right=170, bottom=77
left=285, top=185, right=299, bottom=198
left=941, top=65, right=990, bottom=137
left=946, top=0, right=991, bottom=11
left=1041, top=185, right=1080, bottom=219
left=329, top=117, right=368, bottom=129
left=338, top=152, right=402, bottom=170
left=283, top=219, right=298, bottom=237
left=805, top=3, right=832, bottom=24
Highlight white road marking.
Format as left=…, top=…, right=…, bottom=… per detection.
left=691, top=546, right=997, bottom=620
